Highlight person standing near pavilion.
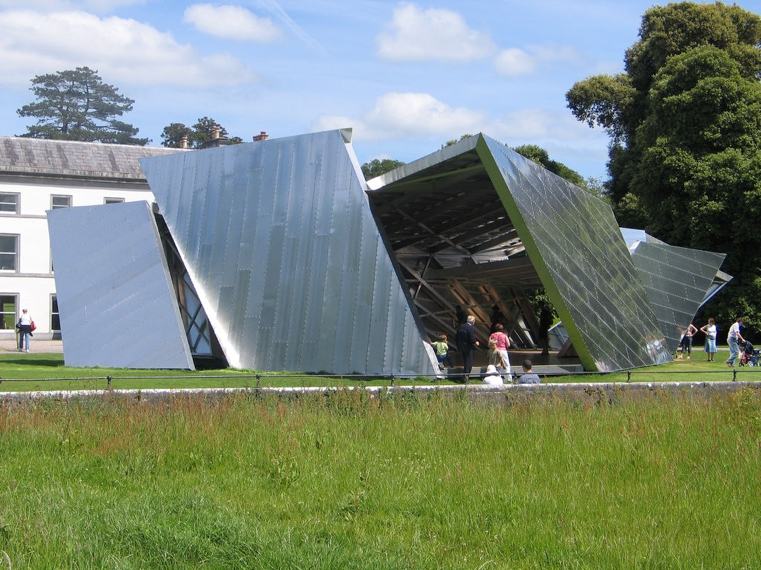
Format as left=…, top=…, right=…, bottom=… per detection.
left=456, top=315, right=479, bottom=382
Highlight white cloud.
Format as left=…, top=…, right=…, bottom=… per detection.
left=495, top=44, right=580, bottom=76
left=377, top=3, right=495, bottom=62
left=490, top=109, right=607, bottom=151
left=184, top=4, right=280, bottom=42
left=494, top=48, right=535, bottom=76
left=316, top=92, right=484, bottom=140
left=0, top=10, right=255, bottom=87
left=315, top=96, right=607, bottom=160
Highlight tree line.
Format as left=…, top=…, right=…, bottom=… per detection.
left=13, top=2, right=761, bottom=338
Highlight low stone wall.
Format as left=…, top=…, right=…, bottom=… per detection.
left=0, top=380, right=759, bottom=405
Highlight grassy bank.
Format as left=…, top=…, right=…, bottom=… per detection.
left=1, top=349, right=760, bottom=393
left=0, top=391, right=760, bottom=567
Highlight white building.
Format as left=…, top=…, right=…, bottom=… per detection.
left=0, top=137, right=181, bottom=339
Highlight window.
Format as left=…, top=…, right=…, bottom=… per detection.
left=51, top=294, right=60, bottom=332
left=104, top=197, right=125, bottom=204
left=0, top=235, right=18, bottom=271
left=51, top=195, right=72, bottom=209
left=0, top=192, right=19, bottom=214
left=0, top=294, right=17, bottom=329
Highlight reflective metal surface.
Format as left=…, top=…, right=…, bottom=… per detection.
left=628, top=240, right=726, bottom=351
left=141, top=130, right=436, bottom=374
left=47, top=201, right=195, bottom=369
left=478, top=135, right=671, bottom=371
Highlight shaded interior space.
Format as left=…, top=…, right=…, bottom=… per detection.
left=367, top=146, right=581, bottom=372
left=155, top=212, right=228, bottom=369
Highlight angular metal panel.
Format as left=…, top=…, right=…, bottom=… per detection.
left=477, top=135, right=671, bottom=371
left=628, top=240, right=726, bottom=352
left=47, top=201, right=194, bottom=369
left=141, top=130, right=436, bottom=375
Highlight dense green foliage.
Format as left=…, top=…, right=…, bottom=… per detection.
left=360, top=158, right=405, bottom=180
left=16, top=67, right=148, bottom=145
left=0, top=392, right=759, bottom=567
left=566, top=2, right=761, bottom=337
left=161, top=116, right=242, bottom=148
left=513, top=144, right=586, bottom=187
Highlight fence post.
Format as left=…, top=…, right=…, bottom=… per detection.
left=626, top=370, right=631, bottom=383
left=733, top=369, right=737, bottom=382
left=390, top=375, right=396, bottom=387
left=255, top=374, right=261, bottom=389
left=106, top=375, right=112, bottom=389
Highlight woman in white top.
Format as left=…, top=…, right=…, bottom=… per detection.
left=482, top=365, right=504, bottom=386
left=700, top=318, right=717, bottom=361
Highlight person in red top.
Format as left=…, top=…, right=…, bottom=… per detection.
left=488, top=323, right=512, bottom=382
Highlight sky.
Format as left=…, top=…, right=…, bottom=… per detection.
left=0, top=0, right=759, bottom=180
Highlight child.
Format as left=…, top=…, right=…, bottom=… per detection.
left=431, top=334, right=453, bottom=369
left=488, top=323, right=512, bottom=381
left=518, top=359, right=541, bottom=384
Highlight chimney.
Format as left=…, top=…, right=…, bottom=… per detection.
left=179, top=135, right=189, bottom=149
left=253, top=131, right=268, bottom=142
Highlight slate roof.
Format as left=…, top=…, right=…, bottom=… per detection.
left=0, top=137, right=184, bottom=181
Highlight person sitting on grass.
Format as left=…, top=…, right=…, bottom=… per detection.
left=518, top=359, right=541, bottom=384
left=482, top=364, right=504, bottom=386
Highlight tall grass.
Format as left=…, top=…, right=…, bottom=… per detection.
left=0, top=390, right=759, bottom=568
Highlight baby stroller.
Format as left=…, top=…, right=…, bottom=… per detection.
left=739, top=341, right=760, bottom=367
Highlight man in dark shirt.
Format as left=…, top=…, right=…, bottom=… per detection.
left=455, top=315, right=479, bottom=381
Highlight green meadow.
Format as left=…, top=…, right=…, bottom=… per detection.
left=0, top=389, right=759, bottom=568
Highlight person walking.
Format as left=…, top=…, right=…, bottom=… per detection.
left=700, top=318, right=718, bottom=361
left=726, top=317, right=746, bottom=367
left=431, top=334, right=453, bottom=370
left=16, top=308, right=33, bottom=353
left=455, top=315, right=479, bottom=382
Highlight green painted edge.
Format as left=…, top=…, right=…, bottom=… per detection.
left=475, top=135, right=598, bottom=371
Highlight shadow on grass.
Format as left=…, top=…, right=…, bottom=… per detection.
left=0, top=358, right=63, bottom=368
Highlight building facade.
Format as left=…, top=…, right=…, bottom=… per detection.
left=0, top=137, right=180, bottom=339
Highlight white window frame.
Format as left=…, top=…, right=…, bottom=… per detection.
left=0, top=234, right=19, bottom=272
left=50, top=194, right=72, bottom=209
left=0, top=293, right=18, bottom=330
left=0, top=192, right=20, bottom=215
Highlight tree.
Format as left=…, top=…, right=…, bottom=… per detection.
left=161, top=117, right=242, bottom=148
left=361, top=158, right=404, bottom=180
left=17, top=67, right=148, bottom=145
left=513, top=144, right=586, bottom=187
left=566, top=2, right=761, bottom=338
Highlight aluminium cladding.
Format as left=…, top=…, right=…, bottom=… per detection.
left=140, top=129, right=437, bottom=375
left=47, top=200, right=195, bottom=369
left=368, top=134, right=672, bottom=371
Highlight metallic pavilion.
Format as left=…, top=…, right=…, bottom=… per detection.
left=47, top=130, right=730, bottom=373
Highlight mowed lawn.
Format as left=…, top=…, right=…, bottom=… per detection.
left=0, top=391, right=759, bottom=567
left=0, top=348, right=760, bottom=392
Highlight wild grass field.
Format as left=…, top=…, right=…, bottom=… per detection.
left=0, top=349, right=759, bottom=393
left=0, top=389, right=759, bottom=568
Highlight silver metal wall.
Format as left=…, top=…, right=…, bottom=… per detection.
left=141, top=130, right=436, bottom=375
left=478, top=135, right=672, bottom=371
left=47, top=201, right=195, bottom=369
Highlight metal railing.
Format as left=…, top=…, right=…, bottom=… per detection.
left=0, top=366, right=760, bottom=391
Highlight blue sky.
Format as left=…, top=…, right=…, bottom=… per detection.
left=0, top=0, right=759, bottom=179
